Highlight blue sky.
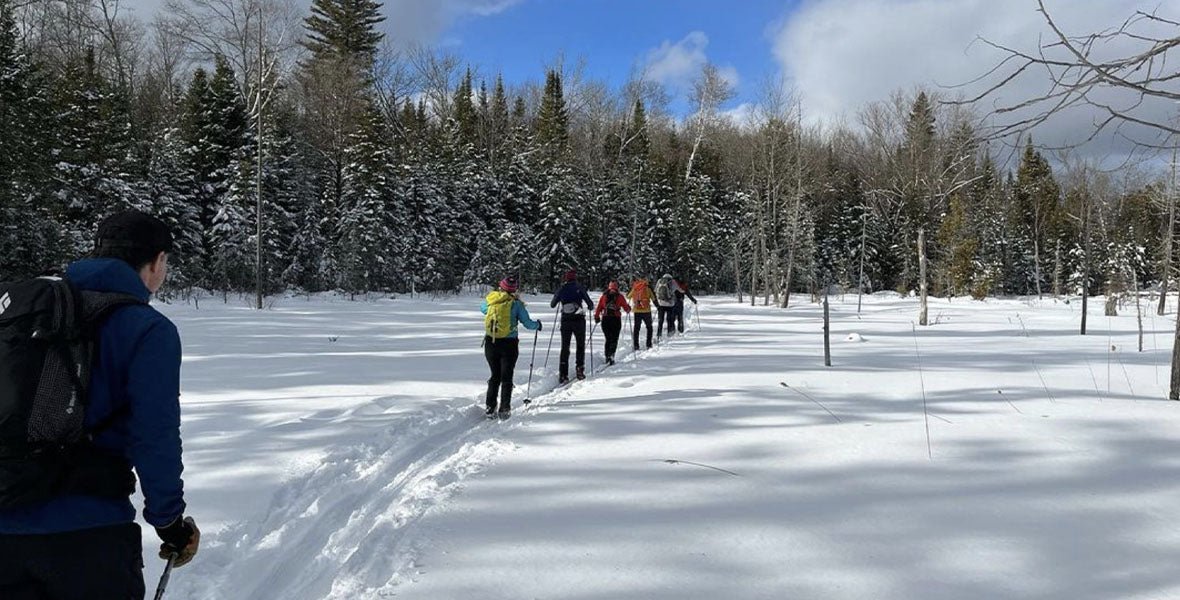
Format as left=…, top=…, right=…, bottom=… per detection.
left=435, top=0, right=797, bottom=114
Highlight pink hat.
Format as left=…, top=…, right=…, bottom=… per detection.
left=564, top=269, right=577, bottom=282
left=499, top=277, right=518, bottom=292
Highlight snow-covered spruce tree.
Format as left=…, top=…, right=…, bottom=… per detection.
left=49, top=48, right=140, bottom=255
left=181, top=57, right=250, bottom=283
left=892, top=91, right=938, bottom=291
left=936, top=192, right=979, bottom=297
left=393, top=147, right=447, bottom=295
left=219, top=110, right=306, bottom=295
left=304, top=0, right=385, bottom=66
left=533, top=69, right=584, bottom=283
left=968, top=157, right=1007, bottom=297
left=813, top=149, right=869, bottom=292
left=284, top=183, right=337, bottom=293
left=672, top=173, right=715, bottom=283
left=1013, top=141, right=1064, bottom=297
left=0, top=0, right=62, bottom=278
left=335, top=105, right=395, bottom=295
left=140, top=127, right=204, bottom=292
left=211, top=145, right=257, bottom=294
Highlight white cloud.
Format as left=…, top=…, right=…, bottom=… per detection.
left=644, top=31, right=740, bottom=92
left=721, top=102, right=757, bottom=128
left=772, top=0, right=1178, bottom=158
left=384, top=0, right=525, bottom=48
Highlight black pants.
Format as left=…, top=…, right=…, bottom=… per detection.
left=632, top=312, right=653, bottom=349
left=0, top=522, right=145, bottom=600
left=673, top=305, right=686, bottom=333
left=559, top=316, right=586, bottom=379
left=484, top=336, right=519, bottom=410
left=601, top=317, right=622, bottom=361
left=656, top=307, right=675, bottom=339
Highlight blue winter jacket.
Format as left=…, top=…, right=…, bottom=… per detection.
left=0, top=259, right=186, bottom=534
left=550, top=282, right=593, bottom=320
left=480, top=296, right=541, bottom=339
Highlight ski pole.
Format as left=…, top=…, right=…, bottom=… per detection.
left=153, top=554, right=177, bottom=600
left=589, top=320, right=596, bottom=373
left=695, top=304, right=701, bottom=331
left=525, top=328, right=539, bottom=405
left=543, top=308, right=558, bottom=369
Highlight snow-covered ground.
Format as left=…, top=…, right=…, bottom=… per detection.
left=152, top=291, right=1180, bottom=599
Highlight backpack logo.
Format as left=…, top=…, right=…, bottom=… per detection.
left=0, top=293, right=9, bottom=315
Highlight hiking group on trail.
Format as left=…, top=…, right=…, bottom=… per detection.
left=480, top=269, right=699, bottom=419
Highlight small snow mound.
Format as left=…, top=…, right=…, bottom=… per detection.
left=845, top=333, right=866, bottom=343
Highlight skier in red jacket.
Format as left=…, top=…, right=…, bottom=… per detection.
left=594, top=282, right=632, bottom=366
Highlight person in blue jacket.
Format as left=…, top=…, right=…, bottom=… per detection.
left=480, top=276, right=541, bottom=418
left=0, top=210, right=199, bottom=599
left=550, top=269, right=594, bottom=383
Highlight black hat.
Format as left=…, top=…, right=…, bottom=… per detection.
left=96, top=210, right=173, bottom=255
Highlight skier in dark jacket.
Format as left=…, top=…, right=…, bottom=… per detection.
left=594, top=282, right=632, bottom=366
left=672, top=276, right=699, bottom=333
left=480, top=276, right=541, bottom=418
left=0, top=211, right=199, bottom=599
left=550, top=269, right=594, bottom=383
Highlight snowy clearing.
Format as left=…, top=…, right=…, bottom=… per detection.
left=155, top=292, right=1180, bottom=600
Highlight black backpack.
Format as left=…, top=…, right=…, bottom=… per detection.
left=0, top=276, right=145, bottom=509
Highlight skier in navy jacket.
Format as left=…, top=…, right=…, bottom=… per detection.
left=0, top=211, right=199, bottom=599
left=550, top=269, right=594, bottom=383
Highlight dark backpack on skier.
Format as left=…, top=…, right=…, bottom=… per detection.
left=0, top=276, right=144, bottom=509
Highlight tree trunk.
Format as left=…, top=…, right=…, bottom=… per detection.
left=750, top=237, right=758, bottom=307
left=1033, top=238, right=1043, bottom=299
left=254, top=15, right=265, bottom=311
left=823, top=291, right=831, bottom=367
left=762, top=235, right=771, bottom=307
left=857, top=210, right=867, bottom=314
left=1171, top=321, right=1180, bottom=399
left=1161, top=150, right=1176, bottom=316
left=918, top=228, right=929, bottom=326
left=734, top=240, right=743, bottom=304
left=1053, top=238, right=1062, bottom=297
left=1134, top=268, right=1143, bottom=352
left=1081, top=195, right=1090, bottom=335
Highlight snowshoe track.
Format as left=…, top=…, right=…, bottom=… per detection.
left=178, top=321, right=702, bottom=599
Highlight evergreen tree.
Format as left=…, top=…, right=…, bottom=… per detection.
left=1014, top=140, right=1063, bottom=295
left=49, top=48, right=139, bottom=253
left=936, top=192, right=979, bottom=296
left=181, top=57, right=250, bottom=280
left=535, top=70, right=570, bottom=155
left=452, top=68, right=477, bottom=148
left=0, top=0, right=60, bottom=277
left=303, top=0, right=385, bottom=66
left=140, top=127, right=203, bottom=291
left=336, top=105, right=394, bottom=293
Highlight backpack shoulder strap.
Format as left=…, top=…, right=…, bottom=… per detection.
left=79, top=290, right=148, bottom=332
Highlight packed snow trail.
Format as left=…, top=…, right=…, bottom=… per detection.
left=163, top=294, right=700, bottom=599
left=156, top=293, right=1180, bottom=599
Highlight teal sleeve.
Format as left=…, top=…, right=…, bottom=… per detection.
left=515, top=301, right=541, bottom=331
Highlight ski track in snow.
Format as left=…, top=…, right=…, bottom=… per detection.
left=174, top=315, right=699, bottom=600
